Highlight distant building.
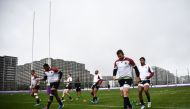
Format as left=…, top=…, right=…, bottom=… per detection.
left=102, top=76, right=113, bottom=81
left=151, top=66, right=175, bottom=85
left=16, top=58, right=93, bottom=90
left=130, top=66, right=176, bottom=85
left=180, top=75, right=190, bottom=83
left=101, top=76, right=113, bottom=87
left=0, top=56, right=18, bottom=91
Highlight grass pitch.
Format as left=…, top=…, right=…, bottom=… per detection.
left=0, top=86, right=190, bottom=109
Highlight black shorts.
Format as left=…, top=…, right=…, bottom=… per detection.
left=138, top=80, right=150, bottom=87
left=50, top=82, right=60, bottom=89
left=118, top=79, right=132, bottom=87
left=91, top=84, right=100, bottom=90
left=76, top=87, right=81, bottom=92
left=65, top=83, right=72, bottom=90
left=34, top=85, right=40, bottom=90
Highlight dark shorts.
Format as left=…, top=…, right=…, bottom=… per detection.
left=91, top=84, right=100, bottom=90
left=91, top=79, right=103, bottom=90
left=138, top=80, right=150, bottom=87
left=76, top=87, right=81, bottom=92
left=118, top=79, right=132, bottom=87
left=65, top=83, right=72, bottom=90
left=34, top=85, right=40, bottom=90
left=50, top=82, right=60, bottom=89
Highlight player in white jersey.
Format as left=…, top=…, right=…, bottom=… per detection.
left=61, top=74, right=73, bottom=101
left=30, top=70, right=40, bottom=106
left=138, top=57, right=154, bottom=109
left=40, top=64, right=63, bottom=109
left=90, top=70, right=103, bottom=104
left=113, top=50, right=140, bottom=109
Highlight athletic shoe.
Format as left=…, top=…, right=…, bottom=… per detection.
left=90, top=100, right=94, bottom=103
left=148, top=102, right=151, bottom=108
left=97, top=97, right=99, bottom=102
left=34, top=103, right=40, bottom=106
left=90, top=100, right=95, bottom=104
left=141, top=105, right=145, bottom=109
left=57, top=104, right=64, bottom=109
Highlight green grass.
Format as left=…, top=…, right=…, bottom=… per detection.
left=0, top=86, right=190, bottom=109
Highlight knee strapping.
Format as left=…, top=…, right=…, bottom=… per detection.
left=34, top=93, right=39, bottom=99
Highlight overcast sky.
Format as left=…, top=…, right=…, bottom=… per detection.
left=0, top=0, right=190, bottom=76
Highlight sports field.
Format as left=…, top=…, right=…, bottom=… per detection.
left=0, top=86, right=190, bottom=109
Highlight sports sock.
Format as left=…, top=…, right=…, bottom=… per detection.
left=147, top=96, right=150, bottom=102
left=124, top=97, right=132, bottom=108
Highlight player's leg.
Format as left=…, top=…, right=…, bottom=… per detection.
left=91, top=87, right=94, bottom=97
left=119, top=79, right=132, bottom=109
left=33, top=88, right=40, bottom=105
left=123, top=85, right=132, bottom=109
left=52, top=88, right=63, bottom=109
left=67, top=89, right=73, bottom=101
left=30, top=89, right=35, bottom=98
left=44, top=94, right=53, bottom=109
left=93, top=87, right=99, bottom=103
left=144, top=84, right=151, bottom=108
left=62, top=89, right=72, bottom=101
left=90, top=86, right=97, bottom=103
left=76, top=88, right=81, bottom=99
left=44, top=84, right=54, bottom=109
left=61, top=89, right=65, bottom=101
left=138, top=84, right=145, bottom=109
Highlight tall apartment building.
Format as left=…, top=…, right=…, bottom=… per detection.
left=151, top=66, right=175, bottom=85
left=0, top=56, right=18, bottom=91
left=16, top=58, right=93, bottom=90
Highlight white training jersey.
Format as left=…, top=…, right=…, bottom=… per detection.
left=31, top=75, right=40, bottom=87
left=67, top=77, right=72, bottom=83
left=93, top=74, right=102, bottom=83
left=44, top=70, right=59, bottom=83
left=66, top=76, right=72, bottom=86
left=114, top=57, right=136, bottom=78
left=138, top=64, right=154, bottom=80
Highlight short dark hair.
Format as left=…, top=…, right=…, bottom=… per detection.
left=95, top=70, right=99, bottom=74
left=43, top=63, right=49, bottom=68
left=140, top=57, right=145, bottom=61
left=117, top=49, right=124, bottom=55
left=31, top=70, right=35, bottom=72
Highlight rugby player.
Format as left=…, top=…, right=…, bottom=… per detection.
left=91, top=70, right=103, bottom=104
left=30, top=70, right=40, bottom=106
left=40, top=64, right=63, bottom=109
left=61, top=74, right=73, bottom=101
left=113, top=49, right=140, bottom=109
left=138, top=57, right=154, bottom=109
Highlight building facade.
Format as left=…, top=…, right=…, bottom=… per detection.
left=151, top=66, right=175, bottom=85
left=16, top=58, right=93, bottom=90
left=0, top=56, right=18, bottom=91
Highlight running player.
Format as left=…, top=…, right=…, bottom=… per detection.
left=90, top=70, right=103, bottom=104
left=30, top=70, right=40, bottom=106
left=138, top=57, right=154, bottom=109
left=40, top=64, right=63, bottom=109
left=113, top=49, right=140, bottom=109
left=61, top=74, right=73, bottom=101
left=75, top=77, right=81, bottom=100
